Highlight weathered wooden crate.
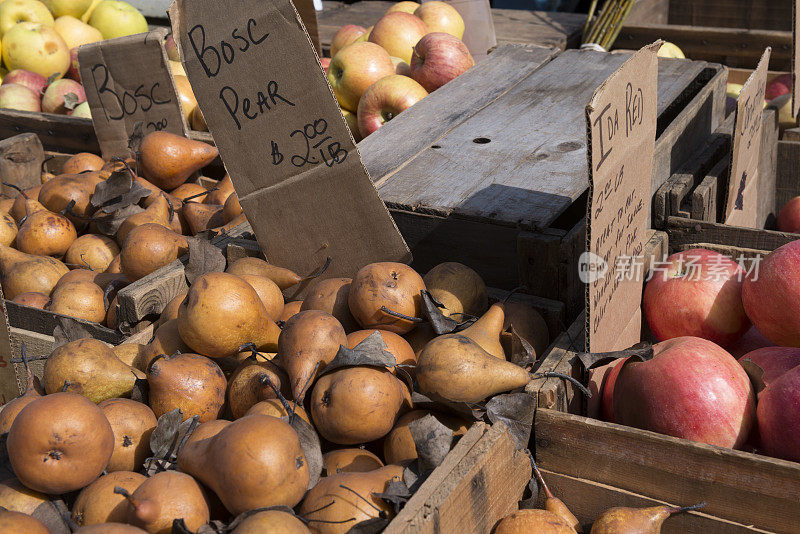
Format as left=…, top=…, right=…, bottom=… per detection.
left=529, top=221, right=800, bottom=533
left=360, top=44, right=726, bottom=318
left=667, top=0, right=791, bottom=31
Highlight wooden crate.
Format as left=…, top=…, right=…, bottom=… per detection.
left=529, top=221, right=800, bottom=533
left=667, top=0, right=792, bottom=31
left=361, top=44, right=725, bottom=318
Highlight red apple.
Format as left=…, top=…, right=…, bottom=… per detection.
left=600, top=357, right=627, bottom=423
left=368, top=12, right=427, bottom=65
left=330, top=24, right=368, bottom=57
left=66, top=47, right=80, bottom=82
left=739, top=346, right=800, bottom=386
left=414, top=0, right=465, bottom=39
left=766, top=73, right=792, bottom=102
left=742, top=240, right=800, bottom=346
left=410, top=32, right=473, bottom=92
left=777, top=196, right=800, bottom=233
left=613, top=336, right=756, bottom=449
left=320, top=57, right=331, bottom=75
left=757, top=364, right=800, bottom=461
left=164, top=33, right=180, bottom=62
left=2, top=69, right=46, bottom=96
left=327, top=41, right=395, bottom=112
left=41, top=78, right=85, bottom=114
left=724, top=326, right=774, bottom=359
left=0, top=83, right=41, bottom=112
left=357, top=74, right=427, bottom=137
left=643, top=248, right=751, bottom=346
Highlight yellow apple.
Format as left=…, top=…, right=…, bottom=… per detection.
left=726, top=83, right=743, bottom=99
left=354, top=26, right=372, bottom=43
left=70, top=100, right=90, bottom=117
left=2, top=22, right=70, bottom=79
left=169, top=59, right=185, bottom=77
left=341, top=108, right=361, bottom=142
left=368, top=12, right=427, bottom=64
left=88, top=0, right=147, bottom=40
left=657, top=41, right=685, bottom=59
left=53, top=15, right=101, bottom=48
left=0, top=0, right=54, bottom=37
left=172, top=74, right=197, bottom=122
left=414, top=1, right=464, bottom=39
left=386, top=1, right=420, bottom=15
left=79, top=0, right=100, bottom=22
left=390, top=55, right=410, bottom=76
left=41, top=0, right=93, bottom=18
left=327, top=41, right=395, bottom=112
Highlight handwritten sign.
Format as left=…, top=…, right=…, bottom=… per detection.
left=437, top=0, right=497, bottom=61
left=79, top=28, right=187, bottom=159
left=794, top=0, right=799, bottom=117
left=168, top=0, right=409, bottom=282
left=725, top=48, right=771, bottom=228
left=294, top=0, right=321, bottom=56
left=0, top=287, right=17, bottom=406
left=585, top=42, right=659, bottom=353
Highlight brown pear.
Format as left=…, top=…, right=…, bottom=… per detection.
left=75, top=523, right=149, bottom=533
left=119, top=470, right=210, bottom=534
left=147, top=352, right=226, bottom=422
left=61, top=152, right=106, bottom=174
left=502, top=301, right=550, bottom=359
left=16, top=209, right=77, bottom=257
left=280, top=300, right=303, bottom=322
left=138, top=318, right=191, bottom=371
left=532, top=459, right=581, bottom=532
left=226, top=257, right=302, bottom=289
left=0, top=477, right=47, bottom=514
left=0, top=510, right=50, bottom=534
left=38, top=172, right=103, bottom=223
left=0, top=245, right=69, bottom=298
left=323, top=448, right=383, bottom=475
left=208, top=212, right=246, bottom=235
left=204, top=174, right=234, bottom=205
left=417, top=334, right=530, bottom=403
left=279, top=310, right=347, bottom=402
left=47, top=280, right=107, bottom=323
left=7, top=392, right=114, bottom=494
left=403, top=321, right=437, bottom=358
left=348, top=262, right=425, bottom=334
left=10, top=291, right=48, bottom=308
left=9, top=185, right=42, bottom=223
left=495, top=509, right=576, bottom=534
left=0, top=212, right=17, bottom=246
left=139, top=132, right=219, bottom=191
left=245, top=398, right=310, bottom=424
left=347, top=329, right=417, bottom=367
left=136, top=176, right=167, bottom=208
left=105, top=253, right=122, bottom=274
left=184, top=419, right=231, bottom=445
left=178, top=272, right=281, bottom=358
left=116, top=194, right=173, bottom=245
left=56, top=268, right=97, bottom=287
left=43, top=338, right=145, bottom=402
left=190, top=105, right=208, bottom=132
left=310, top=366, right=411, bottom=444
left=383, top=410, right=468, bottom=465
left=156, top=292, right=185, bottom=327
left=226, top=353, right=288, bottom=418
left=170, top=183, right=208, bottom=202
left=423, top=262, right=488, bottom=318
left=236, top=273, right=284, bottom=320
left=72, top=471, right=147, bottom=526
left=0, top=197, right=13, bottom=213
left=120, top=223, right=188, bottom=281
left=181, top=202, right=224, bottom=235
left=0, top=351, right=43, bottom=433
left=178, top=414, right=309, bottom=514
left=460, top=303, right=506, bottom=359
left=590, top=503, right=705, bottom=534
left=300, top=464, right=404, bottom=534
left=99, top=399, right=157, bottom=472
left=301, top=277, right=359, bottom=332
left=65, top=234, right=120, bottom=272
left=231, top=510, right=311, bottom=534
left=221, top=192, right=242, bottom=223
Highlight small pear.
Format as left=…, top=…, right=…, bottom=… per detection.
left=181, top=202, right=224, bottom=235
left=301, top=278, right=359, bottom=332
left=177, top=272, right=281, bottom=358
left=348, top=262, right=425, bottom=334
left=226, top=353, right=288, bottom=419
left=119, top=223, right=189, bottom=281
left=138, top=318, right=191, bottom=371
left=9, top=186, right=42, bottom=224
left=65, top=234, right=120, bottom=272
left=322, top=448, right=383, bottom=475
left=590, top=503, right=705, bottom=534
left=72, top=471, right=147, bottom=526
left=47, top=280, right=107, bottom=323
left=61, top=152, right=105, bottom=174
left=0, top=477, right=47, bottom=514
left=204, top=174, right=234, bottom=205
left=0, top=212, right=17, bottom=247
left=495, top=509, right=576, bottom=534
left=38, top=172, right=104, bottom=224
left=501, top=301, right=550, bottom=359
left=280, top=300, right=303, bottom=322
left=226, top=257, right=302, bottom=289
left=532, top=458, right=581, bottom=532
left=0, top=510, right=50, bottom=534
left=383, top=410, right=468, bottom=465
left=0, top=245, right=69, bottom=298
left=118, top=471, right=210, bottom=534
left=278, top=310, right=347, bottom=402
left=11, top=291, right=49, bottom=308
left=177, top=415, right=309, bottom=514
left=423, top=262, right=488, bottom=317
left=116, top=194, right=173, bottom=246
left=237, top=274, right=284, bottom=321
left=99, top=399, right=157, bottom=472
left=222, top=192, right=242, bottom=223
left=231, top=510, right=310, bottom=534
left=113, top=344, right=145, bottom=368
left=417, top=334, right=530, bottom=403
left=16, top=209, right=78, bottom=257
left=147, top=353, right=226, bottom=422
left=139, top=132, right=219, bottom=191
left=155, top=292, right=186, bottom=327
left=0, top=349, right=43, bottom=433
left=460, top=303, right=506, bottom=359
left=43, top=338, right=146, bottom=402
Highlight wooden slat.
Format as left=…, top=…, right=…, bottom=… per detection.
left=668, top=0, right=791, bottom=32
left=0, top=110, right=99, bottom=154
left=0, top=133, right=44, bottom=196
left=626, top=0, right=669, bottom=25
left=115, top=260, right=188, bottom=326
left=775, top=140, right=800, bottom=215
left=667, top=216, right=797, bottom=252
left=535, top=409, right=800, bottom=533
left=5, top=301, right=123, bottom=345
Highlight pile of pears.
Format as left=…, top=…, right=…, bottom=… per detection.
left=0, top=130, right=243, bottom=327
left=0, top=256, right=551, bottom=532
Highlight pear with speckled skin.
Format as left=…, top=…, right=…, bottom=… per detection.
left=590, top=503, right=706, bottom=534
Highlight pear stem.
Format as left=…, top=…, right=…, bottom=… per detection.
left=237, top=342, right=259, bottom=357
left=61, top=380, right=71, bottom=392
left=259, top=374, right=297, bottom=424
left=2, top=182, right=27, bottom=198
left=669, top=502, right=706, bottom=515
left=501, top=285, right=526, bottom=305
left=379, top=306, right=424, bottom=323
left=164, top=195, right=175, bottom=222
left=532, top=371, right=592, bottom=398
left=303, top=256, right=332, bottom=281
left=182, top=187, right=218, bottom=203
left=529, top=456, right=555, bottom=499
left=146, top=354, right=167, bottom=375
left=338, top=484, right=385, bottom=516
left=113, top=486, right=136, bottom=504
left=41, top=154, right=55, bottom=172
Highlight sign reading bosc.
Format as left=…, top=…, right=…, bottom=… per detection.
left=585, top=42, right=659, bottom=353
left=168, top=0, right=409, bottom=280
left=725, top=48, right=771, bottom=228
left=79, top=28, right=187, bottom=159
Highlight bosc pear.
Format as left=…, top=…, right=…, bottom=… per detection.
left=72, top=471, right=147, bottom=526
left=181, top=202, right=224, bottom=235
left=459, top=302, right=506, bottom=359
left=0, top=477, right=48, bottom=514
left=226, top=257, right=304, bottom=289
left=204, top=174, right=234, bottom=205
left=117, top=471, right=210, bottom=534
left=147, top=352, right=226, bottom=422
left=116, top=194, right=173, bottom=245
left=495, top=509, right=576, bottom=534
left=139, top=132, right=219, bottom=191
left=532, top=458, right=581, bottom=531
left=0, top=244, right=69, bottom=298
left=417, top=334, right=530, bottom=403
left=589, top=503, right=705, bottom=534
left=119, top=223, right=188, bottom=281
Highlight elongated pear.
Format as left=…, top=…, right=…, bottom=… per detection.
left=116, top=194, right=173, bottom=245
left=43, top=338, right=146, bottom=402
left=417, top=334, right=530, bottom=403
left=460, top=302, right=506, bottom=359
left=181, top=202, right=224, bottom=235
left=532, top=459, right=581, bottom=532
left=118, top=471, right=210, bottom=534
left=204, top=174, right=234, bottom=205
left=0, top=244, right=69, bottom=298
left=139, top=132, right=219, bottom=190
left=9, top=186, right=42, bottom=224
left=590, top=503, right=705, bottom=533
left=226, top=257, right=302, bottom=289
left=495, top=509, right=576, bottom=534
left=0, top=213, right=17, bottom=247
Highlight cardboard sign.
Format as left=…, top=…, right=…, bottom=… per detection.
left=584, top=43, right=659, bottom=353
left=794, top=0, right=799, bottom=117
left=79, top=28, right=187, bottom=159
left=168, top=0, right=409, bottom=282
left=294, top=0, right=321, bottom=56
left=0, top=287, right=17, bottom=405
left=437, top=0, right=497, bottom=61
left=725, top=48, right=771, bottom=228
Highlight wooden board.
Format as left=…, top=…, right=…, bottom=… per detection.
left=0, top=111, right=100, bottom=154
left=668, top=0, right=792, bottom=32
left=5, top=301, right=123, bottom=345
left=775, top=139, right=800, bottom=215
left=666, top=215, right=799, bottom=251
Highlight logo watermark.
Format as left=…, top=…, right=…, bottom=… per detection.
left=578, top=251, right=608, bottom=284
left=578, top=253, right=761, bottom=283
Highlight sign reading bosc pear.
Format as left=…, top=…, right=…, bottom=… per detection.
left=79, top=28, right=187, bottom=159
left=585, top=42, right=659, bottom=353
left=725, top=48, right=771, bottom=228
left=167, top=0, right=410, bottom=281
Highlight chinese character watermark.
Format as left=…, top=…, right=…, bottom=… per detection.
left=579, top=252, right=762, bottom=283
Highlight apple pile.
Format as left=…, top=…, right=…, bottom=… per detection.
left=326, top=1, right=474, bottom=140
left=0, top=0, right=147, bottom=117
left=591, top=242, right=800, bottom=463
